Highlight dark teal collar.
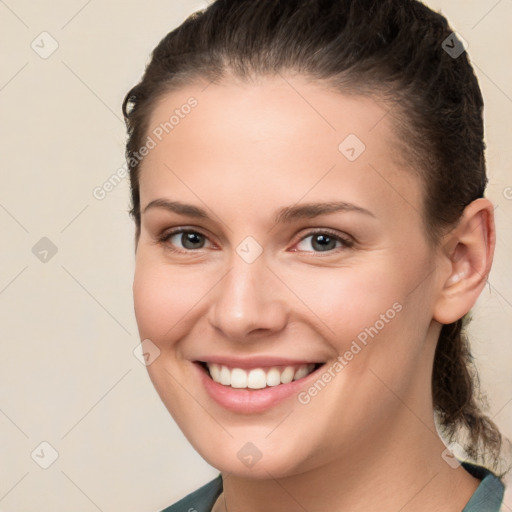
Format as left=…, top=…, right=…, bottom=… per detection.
left=163, top=461, right=505, bottom=511
left=461, top=461, right=505, bottom=511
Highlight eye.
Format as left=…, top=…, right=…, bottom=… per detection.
left=156, top=227, right=353, bottom=255
left=157, top=229, right=214, bottom=252
left=293, top=229, right=354, bottom=253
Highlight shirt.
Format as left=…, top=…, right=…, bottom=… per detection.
left=160, top=461, right=505, bottom=512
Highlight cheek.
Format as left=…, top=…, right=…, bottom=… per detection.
left=132, top=252, right=208, bottom=343
left=283, top=253, right=433, bottom=384
left=132, top=255, right=207, bottom=419
left=280, top=260, right=405, bottom=346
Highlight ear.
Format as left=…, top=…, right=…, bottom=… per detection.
left=433, top=198, right=496, bottom=325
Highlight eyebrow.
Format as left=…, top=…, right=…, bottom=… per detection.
left=142, top=198, right=375, bottom=223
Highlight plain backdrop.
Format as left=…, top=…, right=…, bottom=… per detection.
left=0, top=0, right=511, bottom=510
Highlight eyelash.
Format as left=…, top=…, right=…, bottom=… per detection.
left=156, top=227, right=354, bottom=255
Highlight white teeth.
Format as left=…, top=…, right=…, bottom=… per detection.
left=206, top=363, right=317, bottom=389
left=266, top=368, right=281, bottom=387
left=220, top=365, right=231, bottom=385
left=209, top=363, right=221, bottom=382
left=280, top=366, right=295, bottom=384
left=293, top=365, right=310, bottom=381
left=247, top=368, right=267, bottom=389
left=231, top=368, right=247, bottom=388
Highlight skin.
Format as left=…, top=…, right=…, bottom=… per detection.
left=132, top=74, right=495, bottom=511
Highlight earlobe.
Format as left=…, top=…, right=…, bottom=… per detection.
left=433, top=198, right=495, bottom=325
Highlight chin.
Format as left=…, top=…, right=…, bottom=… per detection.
left=188, top=434, right=316, bottom=480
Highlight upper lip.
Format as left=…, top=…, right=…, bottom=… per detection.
left=195, top=356, right=323, bottom=369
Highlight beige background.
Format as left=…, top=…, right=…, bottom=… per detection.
left=0, top=0, right=511, bottom=510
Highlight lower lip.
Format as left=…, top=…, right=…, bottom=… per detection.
left=195, top=363, right=323, bottom=414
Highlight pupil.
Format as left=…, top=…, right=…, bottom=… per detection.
left=183, top=232, right=204, bottom=249
left=313, top=234, right=334, bottom=252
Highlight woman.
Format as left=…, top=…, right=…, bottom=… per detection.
left=122, top=0, right=508, bottom=510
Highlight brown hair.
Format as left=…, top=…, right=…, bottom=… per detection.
left=122, top=0, right=506, bottom=473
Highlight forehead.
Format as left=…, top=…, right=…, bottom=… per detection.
left=139, top=75, right=422, bottom=224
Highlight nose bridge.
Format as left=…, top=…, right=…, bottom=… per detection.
left=209, top=248, right=288, bottom=339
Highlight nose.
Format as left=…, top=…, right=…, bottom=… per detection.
left=208, top=254, right=289, bottom=341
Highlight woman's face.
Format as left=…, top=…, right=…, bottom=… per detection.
left=133, top=75, right=446, bottom=477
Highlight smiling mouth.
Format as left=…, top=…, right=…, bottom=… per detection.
left=197, top=361, right=323, bottom=390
